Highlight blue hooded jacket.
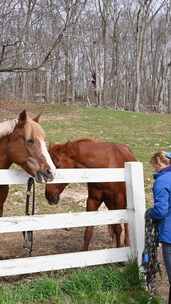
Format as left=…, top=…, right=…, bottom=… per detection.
left=149, top=165, right=171, bottom=244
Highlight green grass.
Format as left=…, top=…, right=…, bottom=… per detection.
left=0, top=277, right=61, bottom=304
left=0, top=262, right=162, bottom=304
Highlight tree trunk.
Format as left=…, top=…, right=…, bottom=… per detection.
left=167, top=1, right=171, bottom=113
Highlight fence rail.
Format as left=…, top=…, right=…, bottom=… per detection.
left=0, top=168, right=125, bottom=184
left=0, top=162, right=146, bottom=276
left=0, top=210, right=128, bottom=233
left=0, top=248, right=131, bottom=277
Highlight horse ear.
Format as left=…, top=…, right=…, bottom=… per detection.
left=17, top=110, right=27, bottom=127
left=33, top=113, right=41, bottom=123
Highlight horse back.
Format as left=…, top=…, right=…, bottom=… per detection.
left=67, top=140, right=136, bottom=169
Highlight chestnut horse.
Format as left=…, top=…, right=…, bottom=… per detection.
left=45, top=138, right=136, bottom=250
left=0, top=110, right=56, bottom=216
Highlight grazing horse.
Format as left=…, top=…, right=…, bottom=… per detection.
left=45, top=138, right=136, bottom=250
left=0, top=110, right=56, bottom=216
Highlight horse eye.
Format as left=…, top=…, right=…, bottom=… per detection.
left=26, top=139, right=34, bottom=144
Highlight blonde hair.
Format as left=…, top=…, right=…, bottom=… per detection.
left=150, top=151, right=171, bottom=166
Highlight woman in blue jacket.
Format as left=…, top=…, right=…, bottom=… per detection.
left=148, top=151, right=171, bottom=304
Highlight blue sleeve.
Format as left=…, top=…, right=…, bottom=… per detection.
left=150, top=181, right=169, bottom=220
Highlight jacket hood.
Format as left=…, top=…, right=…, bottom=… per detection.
left=154, top=165, right=171, bottom=180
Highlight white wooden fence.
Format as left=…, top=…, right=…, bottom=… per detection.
left=0, top=162, right=146, bottom=277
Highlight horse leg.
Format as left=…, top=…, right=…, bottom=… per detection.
left=114, top=224, right=123, bottom=247
left=108, top=223, right=122, bottom=247
left=0, top=185, right=9, bottom=216
left=105, top=202, right=123, bottom=247
left=124, top=223, right=130, bottom=246
left=115, top=191, right=129, bottom=246
left=115, top=191, right=129, bottom=247
left=105, top=191, right=126, bottom=248
left=83, top=197, right=101, bottom=251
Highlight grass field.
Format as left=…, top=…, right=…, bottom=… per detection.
left=0, top=101, right=170, bottom=303
left=0, top=262, right=161, bottom=304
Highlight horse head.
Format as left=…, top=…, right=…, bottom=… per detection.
left=8, top=110, right=56, bottom=183
left=45, top=143, right=75, bottom=205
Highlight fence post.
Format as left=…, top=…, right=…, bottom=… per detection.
left=125, top=162, right=146, bottom=266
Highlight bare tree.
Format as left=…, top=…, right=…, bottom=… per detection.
left=0, top=0, right=170, bottom=111
left=0, top=0, right=87, bottom=73
left=134, top=0, right=165, bottom=111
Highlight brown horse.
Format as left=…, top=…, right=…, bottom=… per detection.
left=0, top=110, right=56, bottom=216
left=45, top=138, right=136, bottom=250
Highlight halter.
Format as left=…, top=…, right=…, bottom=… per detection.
left=142, top=214, right=161, bottom=296
left=23, top=177, right=36, bottom=256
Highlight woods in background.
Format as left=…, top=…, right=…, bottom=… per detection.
left=0, top=0, right=170, bottom=112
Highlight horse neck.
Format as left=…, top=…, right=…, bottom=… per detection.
left=66, top=141, right=89, bottom=168
left=0, top=136, right=12, bottom=169
left=68, top=140, right=106, bottom=168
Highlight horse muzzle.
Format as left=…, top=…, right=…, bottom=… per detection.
left=45, top=190, right=59, bottom=205
left=35, top=169, right=54, bottom=183
left=25, top=158, right=55, bottom=183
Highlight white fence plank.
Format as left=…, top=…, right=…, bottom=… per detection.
left=0, top=168, right=125, bottom=185
left=0, top=210, right=128, bottom=233
left=125, top=162, right=146, bottom=266
left=0, top=247, right=131, bottom=276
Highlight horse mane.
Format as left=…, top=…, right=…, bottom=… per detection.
left=62, top=138, right=98, bottom=158
left=0, top=116, right=45, bottom=140
left=71, top=138, right=95, bottom=144
left=66, top=138, right=98, bottom=147
left=0, top=119, right=18, bottom=139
